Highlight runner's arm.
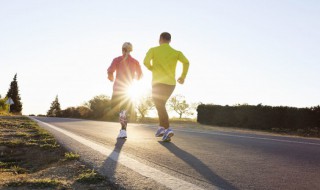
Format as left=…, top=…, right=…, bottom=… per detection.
left=178, top=51, right=190, bottom=80
left=143, top=48, right=153, bottom=71
left=107, top=59, right=117, bottom=82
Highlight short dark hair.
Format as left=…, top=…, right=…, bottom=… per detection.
left=160, top=32, right=171, bottom=41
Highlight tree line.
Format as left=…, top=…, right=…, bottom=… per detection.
left=46, top=94, right=197, bottom=121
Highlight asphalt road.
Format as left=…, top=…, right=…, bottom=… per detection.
left=31, top=117, right=320, bottom=190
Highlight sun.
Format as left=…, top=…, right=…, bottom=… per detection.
left=126, top=81, right=148, bottom=102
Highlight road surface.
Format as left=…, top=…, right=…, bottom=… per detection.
left=31, top=117, right=320, bottom=190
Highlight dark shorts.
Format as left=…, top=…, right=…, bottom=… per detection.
left=111, top=90, right=132, bottom=113
left=152, top=83, right=176, bottom=103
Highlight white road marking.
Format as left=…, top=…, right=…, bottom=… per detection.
left=32, top=118, right=217, bottom=190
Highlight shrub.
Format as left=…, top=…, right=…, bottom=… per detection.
left=197, top=104, right=320, bottom=136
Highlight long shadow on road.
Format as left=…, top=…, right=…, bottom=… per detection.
left=159, top=142, right=238, bottom=190
left=99, top=138, right=126, bottom=185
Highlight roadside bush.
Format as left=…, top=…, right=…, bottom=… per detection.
left=0, top=98, right=9, bottom=112
left=197, top=104, right=320, bottom=137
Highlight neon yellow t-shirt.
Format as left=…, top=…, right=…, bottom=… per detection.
left=144, top=43, right=189, bottom=85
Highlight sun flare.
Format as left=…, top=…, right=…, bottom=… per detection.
left=126, top=81, right=149, bottom=102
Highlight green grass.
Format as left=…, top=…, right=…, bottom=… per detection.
left=38, top=137, right=56, bottom=144
left=0, top=161, right=19, bottom=171
left=0, top=161, right=14, bottom=167
left=6, top=179, right=61, bottom=188
left=32, top=129, right=52, bottom=139
left=37, top=130, right=51, bottom=137
left=10, top=165, right=28, bottom=174
left=39, top=142, right=60, bottom=149
left=0, top=117, right=36, bottom=129
left=26, top=139, right=39, bottom=146
left=76, top=169, right=105, bottom=184
left=15, top=131, right=31, bottom=137
left=64, top=152, right=80, bottom=160
left=0, top=139, right=25, bottom=147
left=2, top=165, right=28, bottom=175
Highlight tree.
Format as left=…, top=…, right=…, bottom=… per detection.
left=47, top=95, right=62, bottom=117
left=6, top=74, right=23, bottom=113
left=168, top=94, right=193, bottom=119
left=136, top=95, right=154, bottom=120
left=86, top=95, right=111, bottom=119
left=76, top=106, right=92, bottom=118
left=61, top=107, right=79, bottom=118
left=0, top=98, right=9, bottom=112
left=61, top=106, right=92, bottom=119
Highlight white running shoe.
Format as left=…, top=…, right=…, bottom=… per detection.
left=155, top=126, right=165, bottom=137
left=162, top=128, right=174, bottom=142
left=117, top=129, right=127, bottom=139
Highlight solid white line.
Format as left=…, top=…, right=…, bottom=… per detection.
left=32, top=118, right=216, bottom=190
left=173, top=128, right=320, bottom=146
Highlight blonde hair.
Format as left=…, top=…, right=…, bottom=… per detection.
left=122, top=42, right=133, bottom=53
left=122, top=42, right=133, bottom=62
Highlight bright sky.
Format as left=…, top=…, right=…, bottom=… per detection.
left=1, top=0, right=319, bottom=115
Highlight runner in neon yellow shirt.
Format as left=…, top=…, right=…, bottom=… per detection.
left=144, top=40, right=189, bottom=85
left=144, top=32, right=190, bottom=142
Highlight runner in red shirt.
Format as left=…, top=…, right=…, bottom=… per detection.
left=107, top=42, right=142, bottom=138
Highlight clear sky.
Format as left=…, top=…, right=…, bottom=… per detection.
left=1, top=0, right=319, bottom=115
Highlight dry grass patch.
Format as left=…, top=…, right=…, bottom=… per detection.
left=0, top=116, right=118, bottom=190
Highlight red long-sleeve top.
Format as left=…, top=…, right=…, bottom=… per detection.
left=107, top=55, right=142, bottom=91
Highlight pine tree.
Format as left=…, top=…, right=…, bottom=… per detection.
left=6, top=74, right=23, bottom=113
left=47, top=95, right=62, bottom=117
